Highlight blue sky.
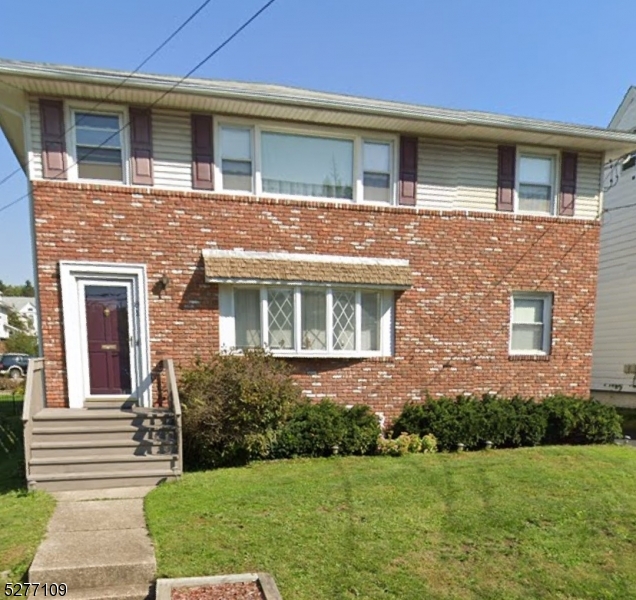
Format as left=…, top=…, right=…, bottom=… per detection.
left=0, top=0, right=633, bottom=284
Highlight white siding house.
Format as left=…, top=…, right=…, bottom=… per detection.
left=592, top=87, right=636, bottom=406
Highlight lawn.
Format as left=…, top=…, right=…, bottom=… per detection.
left=146, top=446, right=636, bottom=600
left=0, top=411, right=55, bottom=583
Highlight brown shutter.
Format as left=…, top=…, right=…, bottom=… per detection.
left=497, top=145, right=516, bottom=212
left=559, top=152, right=577, bottom=217
left=399, top=136, right=418, bottom=206
left=39, top=99, right=67, bottom=180
left=129, top=108, right=153, bottom=186
left=191, top=114, right=214, bottom=190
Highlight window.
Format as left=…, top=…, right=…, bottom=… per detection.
left=224, top=286, right=393, bottom=357
left=220, top=126, right=253, bottom=191
left=517, top=154, right=556, bottom=214
left=363, top=141, right=392, bottom=203
left=261, top=132, right=354, bottom=199
left=74, top=112, right=123, bottom=181
left=510, top=293, right=552, bottom=355
left=217, top=122, right=396, bottom=203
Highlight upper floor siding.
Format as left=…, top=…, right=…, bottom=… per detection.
left=27, top=97, right=604, bottom=220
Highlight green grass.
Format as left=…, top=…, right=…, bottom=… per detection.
left=146, top=447, right=636, bottom=600
left=0, top=414, right=54, bottom=583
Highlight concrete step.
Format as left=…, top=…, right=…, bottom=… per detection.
left=30, top=454, right=178, bottom=475
left=28, top=469, right=178, bottom=491
left=63, top=584, right=152, bottom=600
left=32, top=425, right=176, bottom=443
left=84, top=397, right=140, bottom=410
left=32, top=439, right=176, bottom=459
left=34, top=408, right=175, bottom=430
left=29, top=528, right=155, bottom=589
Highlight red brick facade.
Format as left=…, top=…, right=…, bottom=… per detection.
left=32, top=181, right=600, bottom=418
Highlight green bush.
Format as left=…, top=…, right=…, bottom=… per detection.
left=180, top=349, right=301, bottom=469
left=4, top=332, right=38, bottom=356
left=377, top=432, right=438, bottom=456
left=541, top=395, right=622, bottom=445
left=272, top=400, right=380, bottom=459
left=392, top=394, right=620, bottom=451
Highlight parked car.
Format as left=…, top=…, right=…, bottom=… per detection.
left=0, top=353, right=30, bottom=379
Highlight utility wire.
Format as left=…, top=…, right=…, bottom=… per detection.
left=0, top=0, right=279, bottom=216
left=0, top=0, right=214, bottom=190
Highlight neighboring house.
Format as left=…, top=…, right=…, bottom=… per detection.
left=592, top=88, right=636, bottom=407
left=0, top=294, right=38, bottom=337
left=1, top=58, right=636, bottom=490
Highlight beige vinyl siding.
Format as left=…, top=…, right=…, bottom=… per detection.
left=592, top=168, right=636, bottom=392
left=152, top=109, right=192, bottom=189
left=29, top=97, right=43, bottom=180
left=574, top=153, right=603, bottom=220
left=416, top=139, right=459, bottom=209
left=457, top=142, right=498, bottom=212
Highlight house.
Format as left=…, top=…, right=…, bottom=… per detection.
left=591, top=89, right=636, bottom=407
left=1, top=58, right=635, bottom=490
left=0, top=294, right=38, bottom=338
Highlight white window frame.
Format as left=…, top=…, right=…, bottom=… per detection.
left=65, top=101, right=130, bottom=185
left=514, top=148, right=559, bottom=216
left=219, top=284, right=394, bottom=358
left=509, top=292, right=553, bottom=356
left=214, top=117, right=399, bottom=205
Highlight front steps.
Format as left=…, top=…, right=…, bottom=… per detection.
left=27, top=407, right=180, bottom=492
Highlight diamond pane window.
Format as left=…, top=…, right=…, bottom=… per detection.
left=268, top=289, right=294, bottom=349
left=333, top=290, right=356, bottom=351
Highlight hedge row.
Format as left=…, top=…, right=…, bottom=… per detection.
left=180, top=351, right=623, bottom=469
left=393, top=394, right=622, bottom=451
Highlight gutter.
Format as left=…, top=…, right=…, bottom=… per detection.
left=2, top=59, right=636, bottom=146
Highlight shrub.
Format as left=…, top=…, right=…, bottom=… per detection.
left=392, top=394, right=620, bottom=451
left=4, top=332, right=38, bottom=356
left=180, top=349, right=302, bottom=469
left=541, top=395, right=622, bottom=445
left=377, top=432, right=438, bottom=456
left=272, top=400, right=380, bottom=459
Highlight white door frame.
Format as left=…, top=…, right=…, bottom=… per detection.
left=60, top=261, right=152, bottom=408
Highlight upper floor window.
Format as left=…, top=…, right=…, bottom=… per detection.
left=74, top=112, right=123, bottom=182
left=217, top=122, right=396, bottom=204
left=516, top=153, right=556, bottom=214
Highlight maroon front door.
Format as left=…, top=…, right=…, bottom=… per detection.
left=85, top=285, right=132, bottom=395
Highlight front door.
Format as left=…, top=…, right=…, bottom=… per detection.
left=84, top=284, right=133, bottom=396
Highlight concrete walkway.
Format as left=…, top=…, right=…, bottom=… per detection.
left=29, top=488, right=157, bottom=600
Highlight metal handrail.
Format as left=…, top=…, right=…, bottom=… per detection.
left=163, top=358, right=183, bottom=476
left=22, top=358, right=45, bottom=484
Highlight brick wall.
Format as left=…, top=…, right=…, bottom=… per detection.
left=32, top=181, right=600, bottom=418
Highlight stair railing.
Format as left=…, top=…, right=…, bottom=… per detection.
left=22, top=358, right=45, bottom=484
left=163, top=358, right=183, bottom=476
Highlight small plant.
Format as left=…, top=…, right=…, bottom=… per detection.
left=377, top=432, right=436, bottom=456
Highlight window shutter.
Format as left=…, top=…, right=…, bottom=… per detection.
left=129, top=108, right=153, bottom=186
left=497, top=145, right=516, bottom=212
left=39, top=99, right=67, bottom=180
left=191, top=114, right=214, bottom=190
left=399, top=136, right=418, bottom=206
left=559, top=152, right=577, bottom=217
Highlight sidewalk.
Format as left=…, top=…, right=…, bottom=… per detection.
left=29, top=487, right=157, bottom=600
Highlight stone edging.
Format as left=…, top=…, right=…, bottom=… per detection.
left=155, top=572, right=283, bottom=600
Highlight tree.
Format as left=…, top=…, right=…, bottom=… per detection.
left=5, top=331, right=38, bottom=356
left=0, top=280, right=35, bottom=297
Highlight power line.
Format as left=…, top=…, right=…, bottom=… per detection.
left=0, top=0, right=214, bottom=190
left=0, top=0, right=278, bottom=216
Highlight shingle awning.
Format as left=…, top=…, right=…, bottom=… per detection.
left=202, top=249, right=412, bottom=288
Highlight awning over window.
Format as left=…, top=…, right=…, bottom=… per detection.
left=202, top=249, right=412, bottom=288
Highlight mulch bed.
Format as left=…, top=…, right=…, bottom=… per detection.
left=172, top=582, right=265, bottom=600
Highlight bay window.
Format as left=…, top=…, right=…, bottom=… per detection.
left=223, top=285, right=393, bottom=357
left=217, top=122, right=396, bottom=204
